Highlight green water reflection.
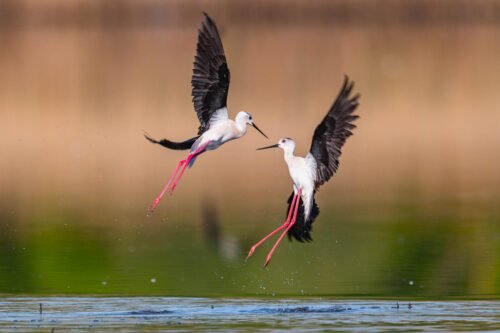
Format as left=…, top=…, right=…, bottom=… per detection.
left=0, top=208, right=499, bottom=297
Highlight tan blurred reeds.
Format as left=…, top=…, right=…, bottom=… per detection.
left=1, top=0, right=499, bottom=221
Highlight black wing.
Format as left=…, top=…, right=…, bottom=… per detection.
left=191, top=13, right=231, bottom=135
left=144, top=133, right=199, bottom=151
left=309, top=76, right=359, bottom=189
left=286, top=192, right=320, bottom=242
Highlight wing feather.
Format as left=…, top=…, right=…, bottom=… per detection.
left=309, top=76, right=360, bottom=189
left=191, top=13, right=230, bottom=135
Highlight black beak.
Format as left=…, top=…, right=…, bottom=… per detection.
left=252, top=123, right=268, bottom=139
left=257, top=144, right=279, bottom=150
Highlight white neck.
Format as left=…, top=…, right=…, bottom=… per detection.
left=234, top=116, right=248, bottom=136
left=283, top=145, right=295, bottom=164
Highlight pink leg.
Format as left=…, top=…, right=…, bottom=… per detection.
left=246, top=193, right=299, bottom=260
left=149, top=160, right=186, bottom=211
left=264, top=188, right=302, bottom=267
left=169, top=142, right=209, bottom=194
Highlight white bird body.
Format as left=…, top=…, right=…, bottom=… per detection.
left=281, top=141, right=317, bottom=220
left=192, top=109, right=251, bottom=153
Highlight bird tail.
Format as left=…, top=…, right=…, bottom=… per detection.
left=144, top=134, right=199, bottom=150
left=287, top=192, right=320, bottom=242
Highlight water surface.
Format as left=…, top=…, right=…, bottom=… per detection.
left=1, top=297, right=499, bottom=332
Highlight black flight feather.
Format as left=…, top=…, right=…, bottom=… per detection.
left=309, top=76, right=360, bottom=189
left=191, top=13, right=231, bottom=135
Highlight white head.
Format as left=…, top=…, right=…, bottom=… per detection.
left=257, top=137, right=296, bottom=154
left=235, top=111, right=268, bottom=138
left=235, top=111, right=253, bottom=125
left=278, top=138, right=296, bottom=152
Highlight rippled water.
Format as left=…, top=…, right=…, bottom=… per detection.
left=1, top=298, right=499, bottom=332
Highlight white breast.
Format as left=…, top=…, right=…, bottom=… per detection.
left=199, top=119, right=243, bottom=149
left=284, top=154, right=317, bottom=220
left=287, top=156, right=315, bottom=193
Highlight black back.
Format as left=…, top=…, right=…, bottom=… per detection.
left=191, top=13, right=231, bottom=135
left=286, top=192, right=320, bottom=242
left=309, top=76, right=359, bottom=189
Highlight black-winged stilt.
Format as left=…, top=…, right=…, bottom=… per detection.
left=248, top=76, right=360, bottom=267
left=145, top=13, right=268, bottom=211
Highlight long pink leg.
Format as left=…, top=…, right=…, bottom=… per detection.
left=264, top=188, right=302, bottom=267
left=246, top=193, right=299, bottom=260
left=169, top=142, right=209, bottom=194
left=149, top=160, right=186, bottom=211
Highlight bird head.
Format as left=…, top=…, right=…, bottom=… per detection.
left=236, top=111, right=268, bottom=139
left=257, top=137, right=295, bottom=152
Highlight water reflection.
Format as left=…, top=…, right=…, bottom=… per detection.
left=0, top=208, right=498, bottom=297
left=202, top=197, right=242, bottom=261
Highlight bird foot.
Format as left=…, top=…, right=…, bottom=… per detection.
left=246, top=222, right=288, bottom=262
left=246, top=246, right=257, bottom=260
left=149, top=198, right=161, bottom=212
left=264, top=255, right=273, bottom=268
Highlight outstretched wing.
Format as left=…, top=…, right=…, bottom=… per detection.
left=309, top=76, right=360, bottom=189
left=191, top=13, right=231, bottom=135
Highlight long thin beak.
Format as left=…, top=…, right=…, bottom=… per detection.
left=252, top=123, right=268, bottom=139
left=257, top=144, right=279, bottom=150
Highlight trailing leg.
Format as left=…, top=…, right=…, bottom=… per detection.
left=264, top=188, right=302, bottom=267
left=149, top=160, right=186, bottom=211
left=169, top=142, right=210, bottom=194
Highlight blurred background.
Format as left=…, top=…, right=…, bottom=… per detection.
left=0, top=0, right=499, bottom=297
